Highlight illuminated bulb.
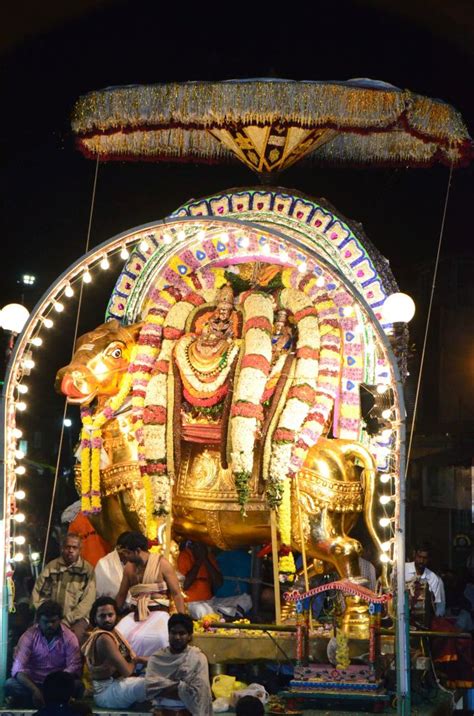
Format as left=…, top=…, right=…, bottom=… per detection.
left=379, top=495, right=392, bottom=505
left=280, top=251, right=289, bottom=261
left=31, top=336, right=43, bottom=347
left=43, top=318, right=54, bottom=328
left=379, top=517, right=391, bottom=527
left=83, top=271, right=92, bottom=284
left=63, top=418, right=72, bottom=428
left=13, top=552, right=24, bottom=562
left=342, top=306, right=354, bottom=317
left=24, top=359, right=35, bottom=370
left=17, top=384, right=28, bottom=394
left=14, top=535, right=25, bottom=545
left=220, top=232, right=229, bottom=243
left=163, top=234, right=172, bottom=245
left=380, top=473, right=391, bottom=483
left=15, top=490, right=26, bottom=500
left=240, top=236, right=249, bottom=248
left=178, top=230, right=186, bottom=242
left=13, top=428, right=23, bottom=439
left=382, top=409, right=392, bottom=420
left=315, top=275, right=325, bottom=287
left=120, top=246, right=130, bottom=260
left=100, top=256, right=110, bottom=270
left=139, top=240, right=148, bottom=252
left=196, top=230, right=206, bottom=241
left=15, top=466, right=26, bottom=475
left=298, top=262, right=308, bottom=273
left=380, top=553, right=391, bottom=564
left=31, top=552, right=40, bottom=561
left=376, top=384, right=389, bottom=394
left=65, top=284, right=74, bottom=297
left=15, top=449, right=25, bottom=460
left=381, top=541, right=391, bottom=552
left=261, top=244, right=271, bottom=255
left=381, top=429, right=392, bottom=440
left=16, top=402, right=27, bottom=412
left=14, top=513, right=25, bottom=523
left=54, top=302, right=64, bottom=313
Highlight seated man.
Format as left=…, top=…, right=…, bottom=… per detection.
left=405, top=542, right=445, bottom=617
left=82, top=596, right=157, bottom=709
left=5, top=600, right=83, bottom=708
left=95, top=531, right=131, bottom=606
left=177, top=542, right=223, bottom=619
left=32, top=533, right=96, bottom=643
left=146, top=613, right=213, bottom=716
left=116, top=531, right=185, bottom=656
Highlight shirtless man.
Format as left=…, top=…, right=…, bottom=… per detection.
left=115, top=532, right=185, bottom=656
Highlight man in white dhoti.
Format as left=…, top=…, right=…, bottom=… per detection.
left=115, top=532, right=185, bottom=657
left=146, top=613, right=213, bottom=716
left=95, top=531, right=131, bottom=604
left=83, top=596, right=158, bottom=708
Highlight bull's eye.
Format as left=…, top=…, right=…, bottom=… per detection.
left=110, top=348, right=122, bottom=358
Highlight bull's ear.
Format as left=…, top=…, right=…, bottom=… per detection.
left=123, top=322, right=144, bottom=342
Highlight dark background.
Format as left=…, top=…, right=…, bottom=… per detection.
left=1, top=0, right=473, bottom=560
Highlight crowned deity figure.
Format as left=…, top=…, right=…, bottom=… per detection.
left=173, top=284, right=241, bottom=440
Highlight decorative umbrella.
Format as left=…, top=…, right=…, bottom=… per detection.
left=72, top=78, right=472, bottom=174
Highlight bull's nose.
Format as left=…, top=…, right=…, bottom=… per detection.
left=59, top=372, right=93, bottom=400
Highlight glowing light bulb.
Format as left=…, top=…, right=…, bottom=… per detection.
left=14, top=490, right=26, bottom=500
left=380, top=553, right=391, bottom=563
left=13, top=552, right=24, bottom=561
left=380, top=474, right=391, bottom=483
left=43, top=318, right=54, bottom=328
left=54, top=302, right=64, bottom=313
left=83, top=270, right=92, bottom=284
left=298, top=262, right=308, bottom=274
left=342, top=306, right=355, bottom=317
left=17, top=384, right=28, bottom=394
left=14, top=535, right=25, bottom=545
left=139, top=240, right=148, bottom=252
left=379, top=517, right=391, bottom=527
left=379, top=495, right=392, bottom=505
left=280, top=250, right=289, bottom=261
left=16, top=402, right=27, bottom=412
left=13, top=513, right=25, bottom=523
left=31, top=336, right=43, bottom=347
left=382, top=409, right=392, bottom=420
left=15, top=466, right=26, bottom=475
left=261, top=243, right=271, bottom=255
left=240, top=236, right=249, bottom=249
left=220, top=232, right=229, bottom=244
left=376, top=384, right=389, bottom=394
left=381, top=429, right=392, bottom=440
left=163, top=234, right=172, bottom=245
left=120, top=246, right=130, bottom=260
left=65, top=284, right=74, bottom=298
left=381, top=541, right=391, bottom=552
left=15, top=449, right=25, bottom=460
left=13, top=428, right=23, bottom=439
left=31, top=552, right=40, bottom=561
left=100, top=256, right=110, bottom=270
left=63, top=418, right=72, bottom=428
left=24, top=359, right=35, bottom=370
left=196, top=230, right=206, bottom=241
left=178, top=230, right=186, bottom=242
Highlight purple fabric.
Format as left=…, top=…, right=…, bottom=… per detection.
left=11, top=624, right=82, bottom=684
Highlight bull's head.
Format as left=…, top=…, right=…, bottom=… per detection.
left=55, top=319, right=142, bottom=404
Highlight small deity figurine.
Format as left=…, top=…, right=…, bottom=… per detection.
left=271, top=308, right=293, bottom=364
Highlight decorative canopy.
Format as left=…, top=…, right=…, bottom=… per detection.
left=72, top=78, right=473, bottom=173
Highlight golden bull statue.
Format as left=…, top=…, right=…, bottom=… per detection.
left=56, top=276, right=387, bottom=633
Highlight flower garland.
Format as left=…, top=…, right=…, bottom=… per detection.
left=278, top=475, right=295, bottom=573
left=144, top=291, right=205, bottom=516
left=230, top=291, right=273, bottom=512
left=80, top=345, right=138, bottom=514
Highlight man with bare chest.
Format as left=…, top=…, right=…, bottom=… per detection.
left=115, top=532, right=185, bottom=656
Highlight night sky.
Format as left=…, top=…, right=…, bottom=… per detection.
left=1, top=0, right=473, bottom=548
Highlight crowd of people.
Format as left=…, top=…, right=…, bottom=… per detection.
left=5, top=528, right=473, bottom=714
